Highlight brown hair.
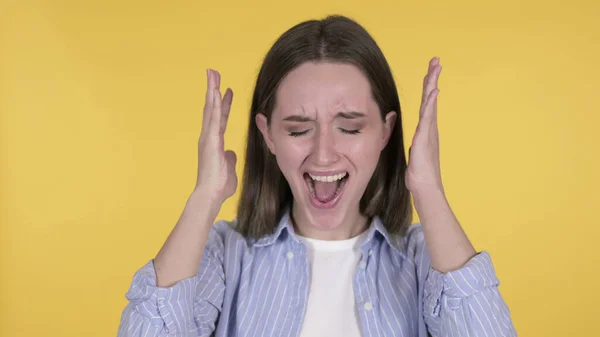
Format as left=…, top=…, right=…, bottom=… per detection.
left=236, top=15, right=412, bottom=238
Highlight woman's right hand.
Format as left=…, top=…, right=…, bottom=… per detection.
left=195, top=69, right=237, bottom=205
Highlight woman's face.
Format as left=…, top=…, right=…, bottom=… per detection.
left=257, top=62, right=395, bottom=238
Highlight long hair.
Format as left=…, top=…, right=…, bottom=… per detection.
left=236, top=15, right=412, bottom=238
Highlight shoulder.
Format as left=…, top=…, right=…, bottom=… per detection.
left=400, top=223, right=433, bottom=284
left=210, top=219, right=240, bottom=236
left=205, top=219, right=251, bottom=256
left=402, top=223, right=430, bottom=261
left=404, top=223, right=425, bottom=247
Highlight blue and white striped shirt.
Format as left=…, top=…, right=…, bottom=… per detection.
left=118, top=211, right=516, bottom=337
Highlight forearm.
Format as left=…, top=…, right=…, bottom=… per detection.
left=154, top=189, right=221, bottom=287
left=413, top=188, right=476, bottom=272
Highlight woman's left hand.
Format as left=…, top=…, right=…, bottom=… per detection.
left=405, top=58, right=477, bottom=272
left=405, top=57, right=444, bottom=197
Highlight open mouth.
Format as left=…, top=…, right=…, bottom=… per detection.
left=303, top=172, right=349, bottom=207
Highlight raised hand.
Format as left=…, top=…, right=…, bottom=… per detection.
left=195, top=69, right=238, bottom=205
left=153, top=70, right=237, bottom=287
left=405, top=57, right=443, bottom=196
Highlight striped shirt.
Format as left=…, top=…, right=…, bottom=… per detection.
left=118, top=211, right=517, bottom=337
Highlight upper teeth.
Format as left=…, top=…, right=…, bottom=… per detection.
left=309, top=172, right=347, bottom=182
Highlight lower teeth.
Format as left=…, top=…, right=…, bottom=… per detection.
left=308, top=182, right=316, bottom=196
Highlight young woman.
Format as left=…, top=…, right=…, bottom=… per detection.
left=118, top=15, right=516, bottom=337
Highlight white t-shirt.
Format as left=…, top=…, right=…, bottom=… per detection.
left=297, top=230, right=369, bottom=337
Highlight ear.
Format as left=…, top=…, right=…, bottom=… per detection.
left=381, top=111, right=397, bottom=150
left=255, top=113, right=276, bottom=154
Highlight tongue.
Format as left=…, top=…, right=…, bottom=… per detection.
left=314, top=181, right=339, bottom=203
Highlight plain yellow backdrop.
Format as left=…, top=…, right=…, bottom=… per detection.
left=1, top=0, right=598, bottom=336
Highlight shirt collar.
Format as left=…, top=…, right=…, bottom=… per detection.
left=251, top=209, right=407, bottom=259
left=251, top=210, right=295, bottom=247
left=364, top=215, right=408, bottom=259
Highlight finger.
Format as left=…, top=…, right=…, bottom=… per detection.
left=420, top=68, right=441, bottom=117
left=211, top=69, right=222, bottom=132
left=202, top=70, right=216, bottom=133
left=421, top=57, right=440, bottom=106
left=421, top=74, right=429, bottom=104
left=421, top=58, right=436, bottom=104
left=434, top=64, right=442, bottom=92
left=430, top=56, right=439, bottom=68
left=220, top=88, right=234, bottom=134
left=431, top=66, right=441, bottom=122
left=415, top=88, right=439, bottom=142
left=419, top=88, right=439, bottom=129
left=215, top=70, right=221, bottom=93
left=210, top=87, right=223, bottom=134
left=225, top=150, right=237, bottom=167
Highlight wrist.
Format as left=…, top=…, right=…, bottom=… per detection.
left=412, top=187, right=449, bottom=219
left=412, top=186, right=446, bottom=204
left=187, top=189, right=222, bottom=219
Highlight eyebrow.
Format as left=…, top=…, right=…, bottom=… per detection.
left=282, top=111, right=366, bottom=122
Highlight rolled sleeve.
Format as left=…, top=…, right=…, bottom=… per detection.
left=128, top=261, right=201, bottom=332
left=423, top=252, right=517, bottom=337
left=425, top=252, right=499, bottom=314
left=118, top=226, right=226, bottom=337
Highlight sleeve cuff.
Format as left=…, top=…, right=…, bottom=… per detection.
left=125, top=260, right=197, bottom=333
left=424, top=251, right=500, bottom=315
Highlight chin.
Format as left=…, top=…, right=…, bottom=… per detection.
left=302, top=204, right=349, bottom=231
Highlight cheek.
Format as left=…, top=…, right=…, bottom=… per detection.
left=342, top=136, right=382, bottom=171
left=273, top=136, right=311, bottom=175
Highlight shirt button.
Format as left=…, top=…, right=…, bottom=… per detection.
left=368, top=249, right=373, bottom=256
left=287, top=251, right=294, bottom=259
left=359, top=261, right=367, bottom=269
left=363, top=302, right=373, bottom=311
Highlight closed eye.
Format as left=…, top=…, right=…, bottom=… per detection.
left=340, top=128, right=361, bottom=135
left=289, top=130, right=310, bottom=137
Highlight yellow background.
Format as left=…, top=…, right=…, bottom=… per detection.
left=1, top=0, right=598, bottom=336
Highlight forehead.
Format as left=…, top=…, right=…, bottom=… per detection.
left=273, top=62, right=376, bottom=117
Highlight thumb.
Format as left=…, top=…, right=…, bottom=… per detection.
left=224, top=150, right=237, bottom=169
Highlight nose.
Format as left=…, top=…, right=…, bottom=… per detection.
left=312, top=128, right=340, bottom=166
